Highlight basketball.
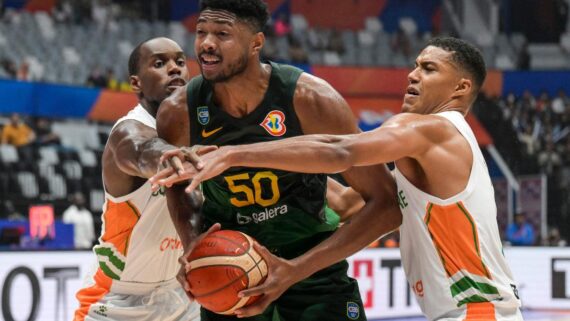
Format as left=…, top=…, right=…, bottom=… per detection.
left=186, top=230, right=268, bottom=315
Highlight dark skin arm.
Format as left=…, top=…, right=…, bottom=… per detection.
left=102, top=119, right=179, bottom=197
left=152, top=74, right=402, bottom=317
left=156, top=85, right=220, bottom=297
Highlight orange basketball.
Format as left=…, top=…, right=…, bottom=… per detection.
left=187, top=230, right=268, bottom=315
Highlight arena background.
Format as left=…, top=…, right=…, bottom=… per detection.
left=0, top=0, right=569, bottom=320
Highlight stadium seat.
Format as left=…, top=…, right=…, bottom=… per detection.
left=16, top=172, right=39, bottom=199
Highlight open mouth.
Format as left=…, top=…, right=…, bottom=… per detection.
left=406, top=86, right=420, bottom=96
left=168, top=78, right=186, bottom=87
left=200, top=53, right=221, bottom=66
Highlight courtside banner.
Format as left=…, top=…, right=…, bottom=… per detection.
left=0, top=251, right=95, bottom=321
left=1, top=248, right=569, bottom=320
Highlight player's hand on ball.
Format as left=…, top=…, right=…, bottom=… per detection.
left=234, top=243, right=296, bottom=318
left=177, top=223, right=221, bottom=300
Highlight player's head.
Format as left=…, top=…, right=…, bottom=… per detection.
left=403, top=37, right=486, bottom=115
left=196, top=0, right=269, bottom=83
left=128, top=37, right=189, bottom=109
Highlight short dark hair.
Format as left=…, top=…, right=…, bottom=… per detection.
left=128, top=40, right=146, bottom=76
left=427, top=37, right=487, bottom=91
left=199, top=0, right=269, bottom=33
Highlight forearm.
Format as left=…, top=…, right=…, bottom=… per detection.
left=165, top=185, right=199, bottom=251
left=137, top=138, right=176, bottom=178
left=225, top=134, right=353, bottom=174
left=290, top=199, right=401, bottom=281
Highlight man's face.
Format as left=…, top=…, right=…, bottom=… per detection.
left=195, top=10, right=256, bottom=83
left=402, top=46, right=462, bottom=114
left=134, top=38, right=189, bottom=105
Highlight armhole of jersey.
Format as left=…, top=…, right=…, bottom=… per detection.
left=269, top=62, right=304, bottom=135
left=186, top=76, right=204, bottom=145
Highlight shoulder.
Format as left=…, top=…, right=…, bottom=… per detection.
left=156, top=85, right=189, bottom=127
left=293, top=73, right=358, bottom=134
left=383, top=113, right=458, bottom=142
left=108, top=119, right=155, bottom=146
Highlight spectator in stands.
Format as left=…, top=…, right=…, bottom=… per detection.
left=62, top=192, right=95, bottom=249
left=518, top=125, right=539, bottom=156
left=33, top=117, right=60, bottom=146
left=288, top=35, right=308, bottom=64
left=551, top=89, right=568, bottom=116
left=506, top=211, right=536, bottom=246
left=106, top=67, right=119, bottom=90
left=273, top=12, right=291, bottom=37
left=516, top=42, right=530, bottom=70
left=85, top=66, right=108, bottom=87
left=0, top=57, right=17, bottom=78
left=327, top=28, right=345, bottom=55
left=16, top=61, right=29, bottom=81
left=4, top=200, right=25, bottom=221
left=392, top=26, right=412, bottom=59
left=538, top=139, right=562, bottom=175
left=52, top=0, right=73, bottom=24
left=1, top=113, right=35, bottom=147
left=546, top=227, right=567, bottom=246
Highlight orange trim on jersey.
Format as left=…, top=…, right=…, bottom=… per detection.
left=464, top=302, right=496, bottom=321
left=101, top=200, right=140, bottom=256
left=73, top=268, right=112, bottom=321
left=424, top=202, right=490, bottom=278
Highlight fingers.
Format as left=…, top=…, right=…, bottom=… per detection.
left=195, top=145, right=218, bottom=156
left=185, top=176, right=202, bottom=194
left=168, top=156, right=185, bottom=175
left=159, top=149, right=185, bottom=166
left=237, top=283, right=268, bottom=298
left=183, top=148, right=204, bottom=170
left=252, top=242, right=273, bottom=263
left=235, top=296, right=272, bottom=318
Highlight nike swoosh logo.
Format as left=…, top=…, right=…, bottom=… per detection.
left=201, top=126, right=223, bottom=138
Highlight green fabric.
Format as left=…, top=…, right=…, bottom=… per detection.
left=201, top=262, right=367, bottom=321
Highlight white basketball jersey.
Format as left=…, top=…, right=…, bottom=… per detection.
left=94, top=104, right=183, bottom=292
left=394, top=111, right=522, bottom=320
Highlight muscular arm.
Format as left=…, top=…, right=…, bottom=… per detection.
left=156, top=87, right=195, bottom=250
left=107, top=121, right=175, bottom=179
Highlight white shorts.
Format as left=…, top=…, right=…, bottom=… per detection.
left=84, top=286, right=200, bottom=321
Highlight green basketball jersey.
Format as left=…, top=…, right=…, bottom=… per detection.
left=186, top=62, right=339, bottom=259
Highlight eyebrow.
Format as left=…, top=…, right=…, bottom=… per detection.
left=197, top=16, right=235, bottom=26
left=149, top=52, right=186, bottom=59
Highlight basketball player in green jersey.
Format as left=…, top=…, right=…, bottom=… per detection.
left=154, top=0, right=401, bottom=320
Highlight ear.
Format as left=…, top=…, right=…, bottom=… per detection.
left=452, top=78, right=473, bottom=99
left=130, top=75, right=141, bottom=94
left=251, top=32, right=265, bottom=56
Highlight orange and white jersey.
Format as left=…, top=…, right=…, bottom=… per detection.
left=94, top=104, right=183, bottom=290
left=74, top=105, right=198, bottom=321
left=394, top=111, right=522, bottom=321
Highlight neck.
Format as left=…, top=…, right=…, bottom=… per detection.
left=140, top=99, right=160, bottom=118
left=212, top=61, right=271, bottom=118
left=428, top=99, right=469, bottom=116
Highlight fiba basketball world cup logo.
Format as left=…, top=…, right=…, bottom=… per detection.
left=347, top=301, right=360, bottom=320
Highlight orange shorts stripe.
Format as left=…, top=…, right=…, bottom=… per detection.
left=464, top=302, right=496, bottom=321
left=73, top=268, right=112, bottom=321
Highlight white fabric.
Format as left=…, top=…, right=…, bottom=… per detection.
left=85, top=285, right=200, bottom=321
left=63, top=205, right=96, bottom=249
left=394, top=111, right=522, bottom=321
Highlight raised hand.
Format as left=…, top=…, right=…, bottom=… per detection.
left=234, top=243, right=298, bottom=318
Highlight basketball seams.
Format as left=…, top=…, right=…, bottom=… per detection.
left=187, top=230, right=268, bottom=315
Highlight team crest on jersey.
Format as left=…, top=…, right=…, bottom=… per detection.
left=260, top=110, right=286, bottom=136
left=197, top=106, right=210, bottom=125
left=347, top=302, right=360, bottom=320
